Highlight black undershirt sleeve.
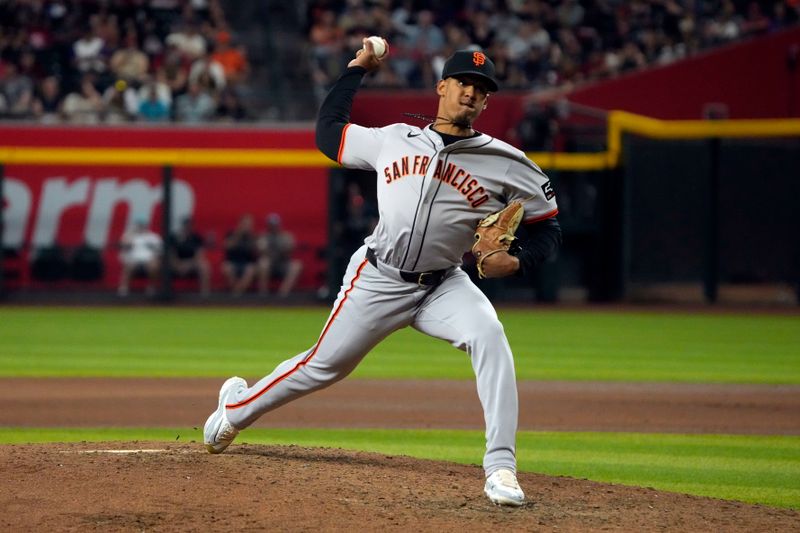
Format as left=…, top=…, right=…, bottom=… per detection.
left=315, top=66, right=367, bottom=161
left=509, top=216, right=562, bottom=277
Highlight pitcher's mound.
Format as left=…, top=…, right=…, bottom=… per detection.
left=1, top=442, right=796, bottom=532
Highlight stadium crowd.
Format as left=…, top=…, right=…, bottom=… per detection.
left=1, top=1, right=798, bottom=124
left=307, top=0, right=799, bottom=95
left=0, top=0, right=250, bottom=124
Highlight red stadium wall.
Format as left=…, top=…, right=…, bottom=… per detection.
left=0, top=125, right=328, bottom=292
left=567, top=27, right=800, bottom=119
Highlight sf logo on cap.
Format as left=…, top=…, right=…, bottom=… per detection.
left=473, top=52, right=486, bottom=66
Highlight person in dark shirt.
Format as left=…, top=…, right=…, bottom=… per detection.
left=256, top=213, right=303, bottom=298
left=170, top=216, right=211, bottom=296
left=222, top=213, right=259, bottom=296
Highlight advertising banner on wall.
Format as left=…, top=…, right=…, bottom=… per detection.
left=0, top=126, right=329, bottom=292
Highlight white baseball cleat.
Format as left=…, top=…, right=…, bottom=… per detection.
left=203, top=377, right=247, bottom=454
left=484, top=468, right=525, bottom=506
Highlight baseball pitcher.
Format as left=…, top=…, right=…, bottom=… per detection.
left=204, top=40, right=561, bottom=507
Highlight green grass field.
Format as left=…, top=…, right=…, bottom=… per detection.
left=1, top=306, right=798, bottom=509
left=1, top=307, right=798, bottom=382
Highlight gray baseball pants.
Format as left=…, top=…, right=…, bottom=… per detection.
left=225, top=244, right=519, bottom=475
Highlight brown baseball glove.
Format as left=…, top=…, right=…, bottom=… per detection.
left=471, top=200, right=524, bottom=279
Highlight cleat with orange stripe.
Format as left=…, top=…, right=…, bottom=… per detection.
left=204, top=377, right=247, bottom=454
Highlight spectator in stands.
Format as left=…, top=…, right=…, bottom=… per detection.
left=61, top=73, right=104, bottom=124
left=341, top=182, right=378, bottom=250
left=706, top=0, right=743, bottom=44
left=166, top=20, right=207, bottom=61
left=306, top=0, right=800, bottom=98
left=515, top=102, right=558, bottom=152
left=617, top=42, right=647, bottom=73
left=92, top=9, right=121, bottom=51
left=442, top=22, right=472, bottom=57
left=309, top=34, right=348, bottom=101
left=155, top=44, right=190, bottom=96
left=581, top=48, right=607, bottom=79
left=639, top=28, right=664, bottom=64
left=257, top=213, right=303, bottom=298
left=72, top=23, right=107, bottom=77
left=137, top=78, right=171, bottom=122
left=0, top=0, right=244, bottom=123
left=186, top=0, right=212, bottom=23
left=32, top=75, right=63, bottom=123
left=174, top=80, right=216, bottom=123
left=206, top=0, right=229, bottom=32
left=118, top=216, right=162, bottom=297
left=170, top=216, right=211, bottom=297
left=210, top=30, right=249, bottom=86
left=741, top=2, right=771, bottom=36
left=1, top=62, right=35, bottom=119
left=17, top=49, right=45, bottom=82
left=150, top=0, right=185, bottom=37
left=102, top=78, right=139, bottom=123
left=222, top=213, right=259, bottom=296
left=137, top=72, right=172, bottom=109
left=109, top=31, right=150, bottom=85
left=309, top=8, right=343, bottom=62
left=188, top=51, right=226, bottom=93
left=396, top=9, right=446, bottom=87
left=506, top=20, right=540, bottom=66
left=769, top=2, right=794, bottom=32
left=656, top=36, right=686, bottom=66
left=326, top=182, right=378, bottom=297
left=140, top=17, right=167, bottom=60
left=556, top=0, right=585, bottom=29
left=528, top=19, right=552, bottom=53
left=466, top=9, right=496, bottom=51
left=215, top=86, right=247, bottom=121
left=2, top=0, right=794, bottom=125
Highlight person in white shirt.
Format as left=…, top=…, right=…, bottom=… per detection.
left=73, top=25, right=106, bottom=75
left=166, top=21, right=207, bottom=61
left=118, top=217, right=162, bottom=296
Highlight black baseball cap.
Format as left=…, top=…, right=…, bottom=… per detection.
left=441, top=50, right=499, bottom=92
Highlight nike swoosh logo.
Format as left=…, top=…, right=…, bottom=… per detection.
left=407, top=131, right=421, bottom=138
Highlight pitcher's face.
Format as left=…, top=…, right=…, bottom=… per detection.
left=436, top=75, right=490, bottom=127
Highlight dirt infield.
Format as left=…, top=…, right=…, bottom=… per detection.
left=2, top=378, right=799, bottom=531
left=2, top=378, right=799, bottom=434
left=1, top=442, right=798, bottom=532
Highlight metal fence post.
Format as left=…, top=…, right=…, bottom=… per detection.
left=160, top=164, right=173, bottom=301
left=0, top=163, right=4, bottom=299
left=704, top=138, right=720, bottom=304
left=620, top=134, right=633, bottom=301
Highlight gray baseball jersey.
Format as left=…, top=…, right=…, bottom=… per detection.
left=346, top=123, right=558, bottom=271
left=223, top=122, right=558, bottom=477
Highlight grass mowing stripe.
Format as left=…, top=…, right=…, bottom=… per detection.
left=1, top=428, right=798, bottom=509
left=1, top=307, right=798, bottom=382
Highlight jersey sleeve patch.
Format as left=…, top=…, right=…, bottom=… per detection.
left=542, top=179, right=555, bottom=201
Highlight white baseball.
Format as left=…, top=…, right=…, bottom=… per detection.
left=364, top=36, right=387, bottom=58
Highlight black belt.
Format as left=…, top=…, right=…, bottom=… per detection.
left=366, top=248, right=447, bottom=287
